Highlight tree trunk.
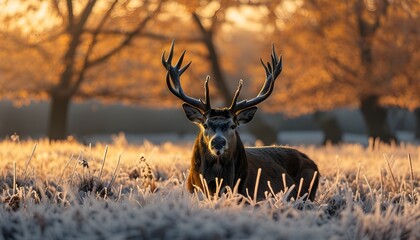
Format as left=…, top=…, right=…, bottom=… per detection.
left=360, top=95, right=397, bottom=144
left=314, top=111, right=342, bottom=145
left=415, top=108, right=420, bottom=140
left=206, top=38, right=278, bottom=144
left=191, top=13, right=278, bottom=145
left=47, top=94, right=71, bottom=140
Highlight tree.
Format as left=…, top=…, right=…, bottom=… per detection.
left=265, top=0, right=420, bottom=143
left=0, top=0, right=162, bottom=140
left=1, top=1, right=282, bottom=142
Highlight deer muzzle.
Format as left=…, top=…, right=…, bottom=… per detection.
left=209, top=136, right=227, bottom=156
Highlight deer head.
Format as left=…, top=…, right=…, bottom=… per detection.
left=162, top=41, right=282, bottom=158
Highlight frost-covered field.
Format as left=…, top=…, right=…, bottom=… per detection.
left=0, top=136, right=419, bottom=240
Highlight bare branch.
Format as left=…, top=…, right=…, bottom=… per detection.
left=191, top=11, right=232, bottom=103
left=210, top=5, right=224, bottom=33
left=75, top=0, right=97, bottom=32
left=57, top=1, right=97, bottom=90
left=86, top=1, right=162, bottom=68
left=69, top=1, right=162, bottom=96
left=83, top=29, right=203, bottom=42
left=66, top=0, right=74, bottom=29
left=325, top=54, right=359, bottom=79
left=51, top=0, right=64, bottom=20
left=0, top=32, right=51, bottom=59
left=192, top=12, right=210, bottom=37
left=70, top=0, right=118, bottom=95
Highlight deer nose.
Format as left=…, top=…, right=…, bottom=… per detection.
left=211, top=137, right=226, bottom=150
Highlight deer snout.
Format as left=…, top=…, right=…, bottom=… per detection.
left=211, top=137, right=226, bottom=150
left=210, top=136, right=227, bottom=156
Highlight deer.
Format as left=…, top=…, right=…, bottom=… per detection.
left=161, top=42, right=319, bottom=201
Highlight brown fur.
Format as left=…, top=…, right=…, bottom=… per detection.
left=187, top=130, right=319, bottom=201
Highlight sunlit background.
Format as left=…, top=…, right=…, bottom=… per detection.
left=0, top=0, right=419, bottom=145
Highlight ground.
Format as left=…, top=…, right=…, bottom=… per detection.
left=0, top=135, right=418, bottom=239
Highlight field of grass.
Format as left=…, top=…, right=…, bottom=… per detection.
left=0, top=135, right=419, bottom=239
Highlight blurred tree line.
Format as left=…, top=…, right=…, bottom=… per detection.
left=0, top=0, right=419, bottom=142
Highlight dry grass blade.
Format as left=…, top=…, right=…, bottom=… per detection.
left=282, top=173, right=287, bottom=192
left=267, top=181, right=275, bottom=198
left=116, top=185, right=123, bottom=202
left=284, top=185, right=296, bottom=202
left=214, top=178, right=224, bottom=200
left=199, top=174, right=210, bottom=200
left=363, top=175, right=374, bottom=202
left=98, top=145, right=109, bottom=182
left=232, top=178, right=241, bottom=195
left=70, top=153, right=82, bottom=185
left=408, top=154, right=414, bottom=194
left=13, top=161, right=17, bottom=195
left=23, top=143, right=37, bottom=181
left=297, top=178, right=304, bottom=199
left=253, top=168, right=262, bottom=203
left=202, top=178, right=210, bottom=200
left=380, top=168, right=384, bottom=195
left=384, top=154, right=398, bottom=192
left=107, top=154, right=121, bottom=191
left=307, top=171, right=318, bottom=201
left=355, top=162, right=361, bottom=201
left=58, top=154, right=74, bottom=185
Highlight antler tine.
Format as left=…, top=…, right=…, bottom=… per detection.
left=162, top=41, right=210, bottom=112
left=179, top=61, right=192, bottom=75
left=176, top=50, right=186, bottom=69
left=201, top=75, right=211, bottom=109
left=230, top=45, right=283, bottom=113
left=167, top=40, right=174, bottom=65
left=228, top=79, right=243, bottom=111
left=260, top=58, right=269, bottom=77
left=161, top=40, right=175, bottom=69
left=161, top=51, right=167, bottom=67
left=271, top=44, right=279, bottom=66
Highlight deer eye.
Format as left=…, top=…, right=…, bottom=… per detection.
left=202, top=123, right=208, bottom=129
left=230, top=124, right=237, bottom=130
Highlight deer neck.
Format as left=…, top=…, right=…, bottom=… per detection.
left=190, top=131, right=248, bottom=193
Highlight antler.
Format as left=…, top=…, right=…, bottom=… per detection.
left=229, top=44, right=283, bottom=113
left=162, top=41, right=211, bottom=112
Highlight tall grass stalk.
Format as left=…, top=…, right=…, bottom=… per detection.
left=12, top=161, right=16, bottom=195
left=253, top=168, right=262, bottom=203
left=384, top=154, right=398, bottom=192
left=98, top=145, right=109, bottom=182
left=307, top=171, right=318, bottom=201
left=297, top=178, right=304, bottom=199
left=408, top=154, right=415, bottom=194
left=23, top=143, right=37, bottom=183
left=107, top=154, right=121, bottom=191
left=58, top=154, right=74, bottom=185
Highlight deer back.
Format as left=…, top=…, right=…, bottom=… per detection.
left=245, top=146, right=319, bottom=201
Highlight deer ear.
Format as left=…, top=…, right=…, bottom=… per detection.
left=182, top=103, right=205, bottom=124
left=236, top=106, right=258, bottom=125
